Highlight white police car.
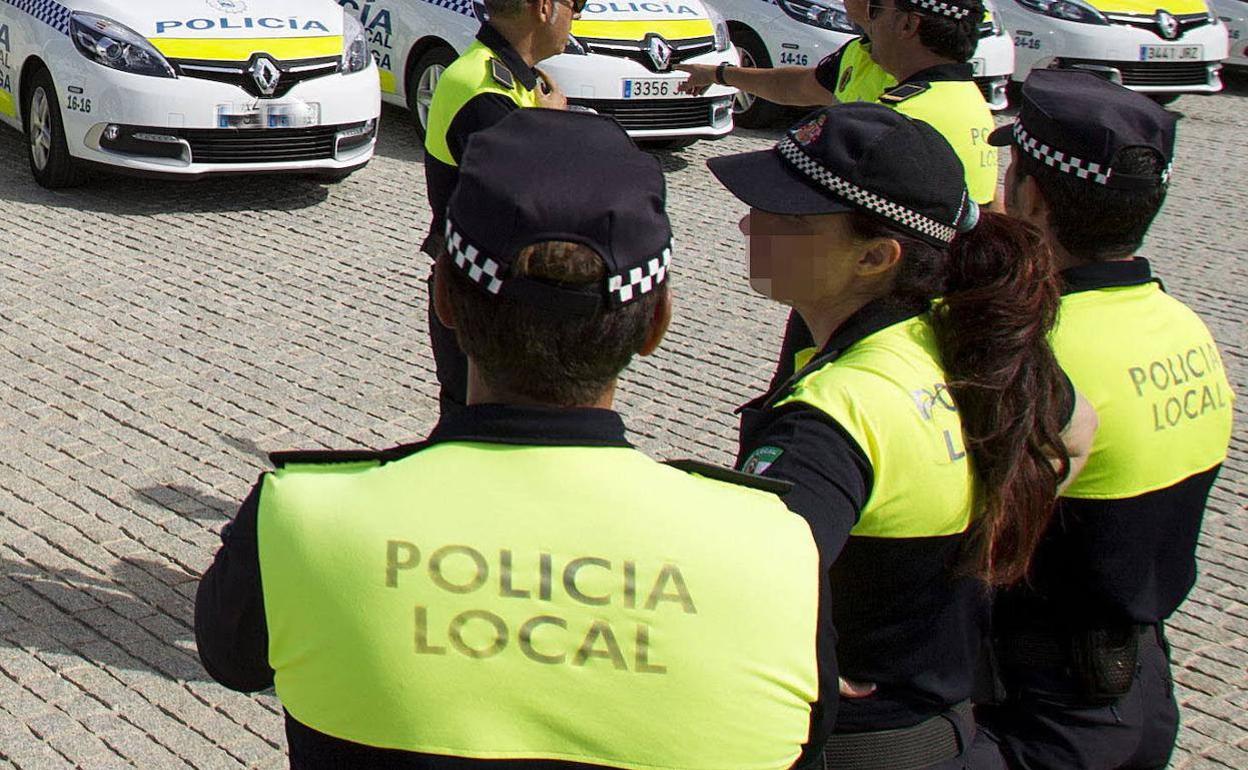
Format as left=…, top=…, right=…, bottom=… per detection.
left=707, top=0, right=1016, bottom=126
left=996, top=0, right=1229, bottom=96
left=339, top=0, right=738, bottom=147
left=0, top=0, right=381, bottom=188
left=1209, top=0, right=1247, bottom=66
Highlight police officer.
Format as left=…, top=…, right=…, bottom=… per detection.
left=195, top=109, right=836, bottom=770
left=423, top=0, right=575, bottom=415
left=678, top=0, right=998, bottom=206
left=978, top=71, right=1235, bottom=770
left=682, top=0, right=999, bottom=391
left=707, top=103, right=1096, bottom=768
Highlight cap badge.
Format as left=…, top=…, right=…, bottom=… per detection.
left=1156, top=11, right=1179, bottom=40
left=792, top=114, right=827, bottom=147
left=645, top=35, right=673, bottom=71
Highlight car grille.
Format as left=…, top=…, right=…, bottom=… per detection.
left=569, top=97, right=715, bottom=131
left=1064, top=59, right=1213, bottom=87
left=1103, top=12, right=1212, bottom=39
left=174, top=56, right=340, bottom=98
left=183, top=126, right=340, bottom=164
left=580, top=37, right=716, bottom=73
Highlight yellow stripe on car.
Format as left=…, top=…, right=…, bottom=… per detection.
left=151, top=36, right=344, bottom=62
left=378, top=69, right=398, bottom=94
left=571, top=19, right=714, bottom=41
left=1084, top=0, right=1207, bottom=13
left=0, top=90, right=15, bottom=119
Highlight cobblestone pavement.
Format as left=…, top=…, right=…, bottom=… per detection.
left=0, top=69, right=1244, bottom=768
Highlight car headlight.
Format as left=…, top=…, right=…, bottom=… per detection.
left=984, top=0, right=1004, bottom=34
left=779, top=0, right=856, bottom=33
left=342, top=12, right=371, bottom=73
left=1014, top=0, right=1108, bottom=25
left=564, top=34, right=589, bottom=55
left=705, top=6, right=731, bottom=52
left=71, top=13, right=175, bottom=78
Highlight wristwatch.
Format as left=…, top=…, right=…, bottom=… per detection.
left=715, top=62, right=736, bottom=86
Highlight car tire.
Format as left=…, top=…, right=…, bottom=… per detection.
left=730, top=28, right=785, bottom=129
left=24, top=67, right=85, bottom=189
left=409, top=46, right=458, bottom=141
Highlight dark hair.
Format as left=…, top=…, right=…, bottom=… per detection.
left=850, top=210, right=1071, bottom=586
left=898, top=0, right=983, bottom=62
left=438, top=242, right=664, bottom=406
left=1013, top=146, right=1169, bottom=262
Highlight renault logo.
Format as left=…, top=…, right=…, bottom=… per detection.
left=645, top=35, right=673, bottom=72
left=250, top=56, right=281, bottom=96
left=1156, top=10, right=1180, bottom=40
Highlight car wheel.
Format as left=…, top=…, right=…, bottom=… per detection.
left=730, top=29, right=785, bottom=129
left=25, top=67, right=85, bottom=189
left=409, top=46, right=458, bottom=141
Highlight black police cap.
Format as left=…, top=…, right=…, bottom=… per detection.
left=988, top=69, right=1176, bottom=190
left=708, top=103, right=977, bottom=247
left=445, top=109, right=672, bottom=316
left=900, top=0, right=982, bottom=21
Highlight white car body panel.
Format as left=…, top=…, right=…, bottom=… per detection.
left=1209, top=0, right=1247, bottom=65
left=0, top=0, right=380, bottom=177
left=996, top=0, right=1229, bottom=93
left=706, top=0, right=1016, bottom=109
left=339, top=0, right=739, bottom=139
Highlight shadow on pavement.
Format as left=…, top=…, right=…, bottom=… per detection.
left=1, top=554, right=209, bottom=682
left=133, top=484, right=239, bottom=522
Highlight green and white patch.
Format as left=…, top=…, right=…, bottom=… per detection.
left=740, top=446, right=783, bottom=476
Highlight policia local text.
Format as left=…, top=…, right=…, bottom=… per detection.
left=385, top=541, right=699, bottom=673
left=1129, top=343, right=1230, bottom=430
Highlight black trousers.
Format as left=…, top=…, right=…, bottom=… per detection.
left=826, top=705, right=1007, bottom=770
left=977, top=628, right=1179, bottom=770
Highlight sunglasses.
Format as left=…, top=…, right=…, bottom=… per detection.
left=557, top=0, right=588, bottom=12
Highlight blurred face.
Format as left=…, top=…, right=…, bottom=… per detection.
left=538, top=0, right=581, bottom=60
left=861, top=0, right=916, bottom=70
left=845, top=0, right=871, bottom=27
left=739, top=210, right=863, bottom=305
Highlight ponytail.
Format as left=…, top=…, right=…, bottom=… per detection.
left=933, top=212, right=1071, bottom=586
left=849, top=211, right=1071, bottom=587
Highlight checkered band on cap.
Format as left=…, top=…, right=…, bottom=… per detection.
left=777, top=136, right=959, bottom=244
left=607, top=244, right=672, bottom=305
left=445, top=221, right=504, bottom=295
left=907, top=0, right=974, bottom=19
left=1012, top=122, right=1111, bottom=185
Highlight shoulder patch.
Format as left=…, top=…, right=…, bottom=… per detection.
left=879, top=82, right=930, bottom=104
left=268, top=449, right=384, bottom=468
left=663, top=458, right=794, bottom=496
left=740, top=446, right=784, bottom=476
left=490, top=58, right=514, bottom=89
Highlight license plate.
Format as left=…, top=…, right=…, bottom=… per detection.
left=216, top=102, right=321, bottom=129
left=971, top=58, right=985, bottom=76
left=1139, top=45, right=1203, bottom=62
left=622, top=79, right=677, bottom=99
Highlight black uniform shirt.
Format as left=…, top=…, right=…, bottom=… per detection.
left=196, top=404, right=836, bottom=768
left=738, top=299, right=990, bottom=732
left=423, top=24, right=540, bottom=253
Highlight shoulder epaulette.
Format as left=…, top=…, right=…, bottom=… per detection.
left=268, top=449, right=386, bottom=468
left=490, top=58, right=515, bottom=89
left=663, top=459, right=795, bottom=496
left=879, top=82, right=930, bottom=104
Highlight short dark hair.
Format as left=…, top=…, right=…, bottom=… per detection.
left=439, top=242, right=664, bottom=406
left=1014, top=146, right=1169, bottom=262
left=902, top=0, right=983, bottom=63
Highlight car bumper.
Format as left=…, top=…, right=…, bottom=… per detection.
left=544, top=48, right=737, bottom=139
left=1004, top=14, right=1229, bottom=92
left=60, top=63, right=381, bottom=175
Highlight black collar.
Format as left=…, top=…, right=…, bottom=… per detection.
left=1060, top=257, right=1158, bottom=295
left=476, top=23, right=539, bottom=91
left=427, top=403, right=632, bottom=448
left=759, top=298, right=928, bottom=410
left=899, top=62, right=973, bottom=85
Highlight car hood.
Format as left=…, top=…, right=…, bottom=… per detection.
left=1081, top=0, right=1209, bottom=15
left=68, top=0, right=344, bottom=40
left=572, top=0, right=714, bottom=42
